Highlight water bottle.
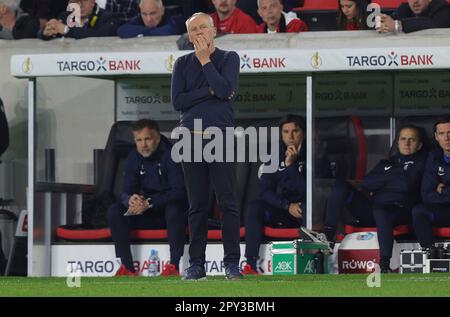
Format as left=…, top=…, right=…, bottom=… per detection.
left=148, top=249, right=160, bottom=277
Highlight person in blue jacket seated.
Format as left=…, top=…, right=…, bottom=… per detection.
left=323, top=124, right=428, bottom=273
left=243, top=114, right=333, bottom=275
left=107, top=119, right=188, bottom=276
left=117, top=0, right=184, bottom=38
left=412, top=115, right=450, bottom=253
left=39, top=0, right=118, bottom=40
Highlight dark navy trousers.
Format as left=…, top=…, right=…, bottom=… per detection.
left=412, top=204, right=450, bottom=248
left=181, top=159, right=241, bottom=267
left=107, top=201, right=188, bottom=265
left=244, top=200, right=304, bottom=259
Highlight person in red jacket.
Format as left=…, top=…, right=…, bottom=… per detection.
left=256, top=0, right=308, bottom=33
left=210, top=0, right=257, bottom=34
left=337, top=0, right=369, bottom=30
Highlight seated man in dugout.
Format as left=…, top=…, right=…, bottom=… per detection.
left=117, top=0, right=184, bottom=38
left=39, top=0, right=118, bottom=40
left=376, top=0, right=450, bottom=34
left=256, top=0, right=308, bottom=33
left=323, top=124, right=428, bottom=273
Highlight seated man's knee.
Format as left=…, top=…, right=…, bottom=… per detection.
left=245, top=200, right=265, bottom=219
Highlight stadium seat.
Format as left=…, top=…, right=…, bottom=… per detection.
left=344, top=224, right=412, bottom=236
left=263, top=226, right=300, bottom=239
left=293, top=0, right=338, bottom=31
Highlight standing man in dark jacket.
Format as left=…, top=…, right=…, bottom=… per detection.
left=412, top=115, right=450, bottom=250
left=323, top=124, right=428, bottom=273
left=107, top=119, right=188, bottom=276
left=39, top=0, right=118, bottom=40
left=171, top=12, right=242, bottom=280
left=117, top=0, right=184, bottom=38
left=377, top=0, right=450, bottom=33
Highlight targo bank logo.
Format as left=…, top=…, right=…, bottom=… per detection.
left=56, top=57, right=142, bottom=72
left=347, top=51, right=433, bottom=67
left=240, top=53, right=286, bottom=70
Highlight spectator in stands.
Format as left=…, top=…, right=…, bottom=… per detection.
left=376, top=0, right=450, bottom=33
left=337, top=0, right=369, bottom=30
left=107, top=119, right=188, bottom=276
left=20, top=0, right=69, bottom=29
left=117, top=0, right=183, bottom=38
left=210, top=0, right=257, bottom=34
left=39, top=0, right=118, bottom=40
left=412, top=115, right=450, bottom=253
left=105, top=0, right=139, bottom=25
left=256, top=0, right=308, bottom=33
left=0, top=0, right=39, bottom=39
left=323, top=124, right=428, bottom=273
left=243, top=115, right=308, bottom=275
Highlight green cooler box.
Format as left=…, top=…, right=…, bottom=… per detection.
left=270, top=240, right=330, bottom=275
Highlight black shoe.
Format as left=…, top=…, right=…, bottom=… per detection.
left=182, top=264, right=207, bottom=281
left=225, top=264, right=243, bottom=280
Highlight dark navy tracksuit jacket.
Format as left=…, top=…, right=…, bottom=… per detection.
left=413, top=148, right=450, bottom=248
left=362, top=151, right=427, bottom=257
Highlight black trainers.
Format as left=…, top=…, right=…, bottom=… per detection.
left=225, top=264, right=243, bottom=280
left=182, top=264, right=207, bottom=281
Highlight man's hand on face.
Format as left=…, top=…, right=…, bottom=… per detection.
left=194, top=35, right=212, bottom=66
left=288, top=202, right=302, bottom=219
left=437, top=183, right=445, bottom=194
left=285, top=145, right=299, bottom=167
